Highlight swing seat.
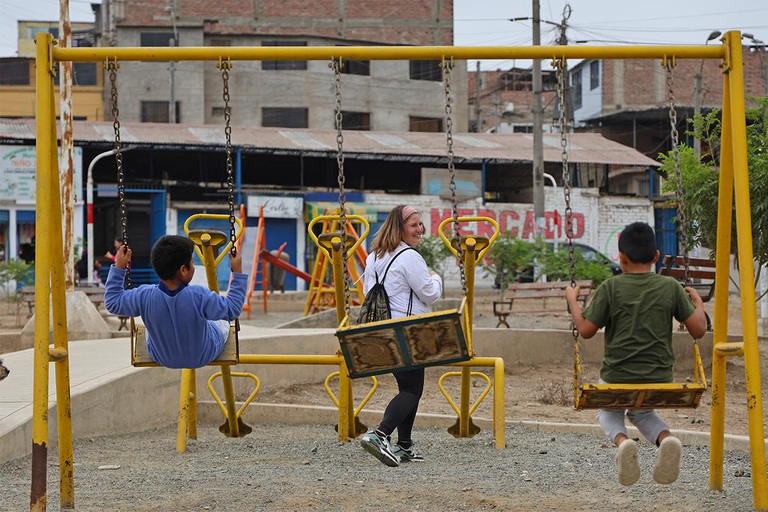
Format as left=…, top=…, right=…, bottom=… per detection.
left=575, top=382, right=706, bottom=410
left=336, top=297, right=471, bottom=378
left=131, top=319, right=240, bottom=368
left=574, top=341, right=708, bottom=410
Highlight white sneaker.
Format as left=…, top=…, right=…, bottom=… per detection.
left=653, top=437, right=682, bottom=485
left=616, top=439, right=641, bottom=486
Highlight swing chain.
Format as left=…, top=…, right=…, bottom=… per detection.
left=442, top=59, right=467, bottom=297
left=555, top=59, right=576, bottom=289
left=108, top=61, right=130, bottom=288
left=331, top=57, right=351, bottom=317
left=665, top=62, right=691, bottom=286
left=220, top=61, right=236, bottom=256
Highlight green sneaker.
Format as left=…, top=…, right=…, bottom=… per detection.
left=360, top=430, right=399, bottom=467
left=391, top=442, right=424, bottom=462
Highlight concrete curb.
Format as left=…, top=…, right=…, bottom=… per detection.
left=196, top=401, right=766, bottom=455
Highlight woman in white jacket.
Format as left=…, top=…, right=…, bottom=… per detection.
left=359, top=205, right=442, bottom=467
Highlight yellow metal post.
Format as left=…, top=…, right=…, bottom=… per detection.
left=31, top=32, right=54, bottom=512
left=493, top=358, right=506, bottom=449
left=188, top=372, right=198, bottom=440
left=709, top=70, right=734, bottom=492
left=458, top=238, right=477, bottom=437
left=329, top=238, right=352, bottom=440
left=176, top=369, right=193, bottom=453
left=724, top=30, right=767, bottom=510
left=48, top=92, right=75, bottom=509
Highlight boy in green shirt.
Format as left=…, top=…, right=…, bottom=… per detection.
left=566, top=222, right=706, bottom=486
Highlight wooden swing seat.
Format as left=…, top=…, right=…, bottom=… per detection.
left=336, top=298, right=471, bottom=378
left=575, top=382, right=706, bottom=410
left=131, top=321, right=240, bottom=368
left=574, top=341, right=708, bottom=410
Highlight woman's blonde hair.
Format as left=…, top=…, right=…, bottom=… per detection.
left=370, top=205, right=418, bottom=257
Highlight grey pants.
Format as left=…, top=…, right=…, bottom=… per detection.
left=596, top=380, right=670, bottom=444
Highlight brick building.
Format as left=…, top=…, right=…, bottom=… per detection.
left=467, top=67, right=558, bottom=133
left=569, top=47, right=767, bottom=160
left=93, top=0, right=468, bottom=131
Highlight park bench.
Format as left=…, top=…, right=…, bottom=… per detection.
left=21, top=286, right=106, bottom=318
left=658, top=255, right=716, bottom=331
left=493, top=279, right=594, bottom=328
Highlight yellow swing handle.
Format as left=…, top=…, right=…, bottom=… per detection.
left=184, top=213, right=244, bottom=266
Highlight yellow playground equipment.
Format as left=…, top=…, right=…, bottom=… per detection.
left=304, top=209, right=368, bottom=316
left=30, top=32, right=766, bottom=511
left=564, top=58, right=708, bottom=411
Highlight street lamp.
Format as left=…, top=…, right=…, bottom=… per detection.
left=744, top=33, right=768, bottom=96
left=693, top=30, right=722, bottom=158
left=164, top=6, right=179, bottom=124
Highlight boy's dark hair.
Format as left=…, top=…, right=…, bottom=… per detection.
left=618, top=222, right=657, bottom=264
left=151, top=235, right=195, bottom=280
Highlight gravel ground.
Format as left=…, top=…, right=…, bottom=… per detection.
left=0, top=423, right=758, bottom=511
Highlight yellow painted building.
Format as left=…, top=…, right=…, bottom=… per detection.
left=16, top=20, right=95, bottom=58
left=0, top=58, right=104, bottom=120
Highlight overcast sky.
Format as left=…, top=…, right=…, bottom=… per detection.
left=1, top=0, right=766, bottom=66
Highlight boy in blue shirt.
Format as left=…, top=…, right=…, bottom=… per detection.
left=105, top=235, right=248, bottom=369
left=566, top=222, right=706, bottom=486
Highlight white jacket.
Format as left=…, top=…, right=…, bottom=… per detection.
left=362, top=242, right=443, bottom=319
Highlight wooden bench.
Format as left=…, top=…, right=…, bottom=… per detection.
left=658, top=255, right=716, bottom=331
left=21, top=286, right=106, bottom=318
left=493, top=280, right=594, bottom=328
left=658, top=255, right=716, bottom=302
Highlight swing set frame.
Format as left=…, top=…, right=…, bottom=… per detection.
left=31, top=31, right=765, bottom=511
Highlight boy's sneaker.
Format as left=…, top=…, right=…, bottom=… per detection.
left=653, top=436, right=682, bottom=485
left=360, top=430, right=399, bottom=467
left=391, top=442, right=424, bottom=462
left=616, top=439, right=641, bottom=486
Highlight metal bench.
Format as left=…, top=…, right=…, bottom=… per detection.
left=492, top=280, right=594, bottom=328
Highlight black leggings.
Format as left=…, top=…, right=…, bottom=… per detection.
left=377, top=367, right=424, bottom=442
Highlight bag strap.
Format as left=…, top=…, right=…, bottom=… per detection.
left=381, top=247, right=415, bottom=284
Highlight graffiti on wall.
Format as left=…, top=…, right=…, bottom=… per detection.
left=430, top=208, right=585, bottom=240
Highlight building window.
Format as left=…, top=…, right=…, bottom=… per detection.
left=571, top=71, right=582, bottom=111
left=410, top=60, right=442, bottom=81
left=340, top=111, right=371, bottom=130
left=262, top=41, right=308, bottom=71
left=26, top=26, right=58, bottom=39
left=513, top=125, right=533, bottom=133
left=409, top=116, right=443, bottom=132
left=212, top=106, right=225, bottom=116
left=210, top=39, right=232, bottom=46
left=140, top=32, right=176, bottom=47
left=0, top=60, right=31, bottom=85
left=141, top=101, right=181, bottom=123
left=341, top=59, right=370, bottom=76
left=262, top=107, right=308, bottom=128
left=590, top=61, right=600, bottom=90
left=54, top=63, right=98, bottom=86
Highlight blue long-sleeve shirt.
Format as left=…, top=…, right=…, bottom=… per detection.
left=105, top=265, right=248, bottom=368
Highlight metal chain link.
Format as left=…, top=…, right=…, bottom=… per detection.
left=108, top=61, right=130, bottom=288
left=330, top=58, right=351, bottom=317
left=442, top=59, right=467, bottom=297
left=665, top=61, right=691, bottom=286
left=555, top=59, right=576, bottom=288
left=555, top=58, right=578, bottom=341
left=220, top=60, right=237, bottom=256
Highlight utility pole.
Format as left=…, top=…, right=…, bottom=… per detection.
left=60, top=0, right=76, bottom=291
left=165, top=7, right=179, bottom=123
left=531, top=0, right=545, bottom=237
left=475, top=61, right=482, bottom=132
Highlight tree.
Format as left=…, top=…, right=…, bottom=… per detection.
left=534, top=243, right=614, bottom=287
left=0, top=259, right=34, bottom=325
left=481, top=235, right=535, bottom=299
left=660, top=95, right=768, bottom=299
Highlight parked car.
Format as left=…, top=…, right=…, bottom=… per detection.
left=493, top=242, right=621, bottom=287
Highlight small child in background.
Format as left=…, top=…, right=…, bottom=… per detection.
left=565, top=222, right=706, bottom=486
left=105, top=235, right=247, bottom=369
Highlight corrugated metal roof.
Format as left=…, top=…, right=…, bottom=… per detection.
left=0, top=118, right=660, bottom=167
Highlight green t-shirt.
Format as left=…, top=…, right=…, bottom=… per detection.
left=582, top=272, right=696, bottom=384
